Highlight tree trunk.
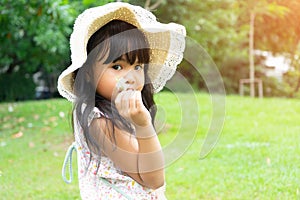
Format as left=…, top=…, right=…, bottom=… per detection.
left=295, top=76, right=300, bottom=93
left=249, top=11, right=255, bottom=97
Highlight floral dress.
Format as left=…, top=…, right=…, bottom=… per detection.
left=63, top=107, right=166, bottom=200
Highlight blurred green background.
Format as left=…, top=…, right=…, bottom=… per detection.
left=1, top=93, right=300, bottom=199
left=1, top=0, right=300, bottom=199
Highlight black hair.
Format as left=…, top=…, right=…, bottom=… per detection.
left=72, top=20, right=156, bottom=157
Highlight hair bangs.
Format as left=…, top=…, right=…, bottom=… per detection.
left=103, top=25, right=150, bottom=65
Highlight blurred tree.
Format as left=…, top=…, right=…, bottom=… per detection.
left=0, top=0, right=74, bottom=75
left=1, top=0, right=299, bottom=100
left=255, top=0, right=300, bottom=96
left=127, top=0, right=163, bottom=10
left=0, top=0, right=74, bottom=100
left=154, top=0, right=247, bottom=92
left=154, top=0, right=297, bottom=97
left=234, top=0, right=289, bottom=97
left=0, top=0, right=111, bottom=101
left=254, top=0, right=299, bottom=54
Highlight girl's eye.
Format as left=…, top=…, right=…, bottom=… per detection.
left=112, top=65, right=122, bottom=70
left=135, top=65, right=143, bottom=71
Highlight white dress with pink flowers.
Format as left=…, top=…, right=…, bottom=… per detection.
left=63, top=107, right=166, bottom=200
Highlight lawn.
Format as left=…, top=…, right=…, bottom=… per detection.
left=0, top=92, right=299, bottom=199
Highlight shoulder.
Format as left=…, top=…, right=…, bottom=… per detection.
left=88, top=107, right=106, bottom=123
left=90, top=117, right=134, bottom=141
left=89, top=116, right=138, bottom=152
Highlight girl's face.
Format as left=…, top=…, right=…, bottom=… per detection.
left=95, top=54, right=145, bottom=101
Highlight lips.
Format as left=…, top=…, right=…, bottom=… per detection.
left=117, top=87, right=135, bottom=93
left=116, top=78, right=135, bottom=92
left=115, top=77, right=141, bottom=93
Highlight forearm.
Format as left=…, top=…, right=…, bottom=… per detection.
left=91, top=117, right=164, bottom=189
left=113, top=90, right=165, bottom=188
left=135, top=124, right=165, bottom=189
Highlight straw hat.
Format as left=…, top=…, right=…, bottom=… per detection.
left=57, top=2, right=186, bottom=102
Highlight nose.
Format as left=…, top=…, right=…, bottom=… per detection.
left=124, top=70, right=135, bottom=84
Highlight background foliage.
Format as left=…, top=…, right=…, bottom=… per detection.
left=1, top=0, right=300, bottom=101
left=154, top=0, right=300, bottom=97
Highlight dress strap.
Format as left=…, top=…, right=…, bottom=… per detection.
left=62, top=142, right=133, bottom=199
left=62, top=142, right=77, bottom=184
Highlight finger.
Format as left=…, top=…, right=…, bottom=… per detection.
left=121, top=91, right=130, bottom=111
left=115, top=91, right=126, bottom=111
left=129, top=90, right=136, bottom=109
left=122, top=90, right=135, bottom=112
left=135, top=91, right=143, bottom=110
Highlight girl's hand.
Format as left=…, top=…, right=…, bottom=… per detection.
left=114, top=90, right=151, bottom=127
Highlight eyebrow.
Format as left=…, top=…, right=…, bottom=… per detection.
left=113, top=55, right=128, bottom=63
left=113, top=57, right=127, bottom=63
left=113, top=56, right=141, bottom=64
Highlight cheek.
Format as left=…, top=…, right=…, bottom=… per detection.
left=96, top=75, right=117, bottom=101
left=138, top=77, right=145, bottom=91
left=137, top=72, right=146, bottom=90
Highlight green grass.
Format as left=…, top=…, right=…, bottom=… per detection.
left=1, top=93, right=300, bottom=199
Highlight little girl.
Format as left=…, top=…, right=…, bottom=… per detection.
left=58, top=2, right=185, bottom=199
